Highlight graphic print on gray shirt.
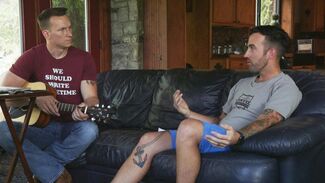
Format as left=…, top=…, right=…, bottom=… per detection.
left=220, top=72, right=302, bottom=131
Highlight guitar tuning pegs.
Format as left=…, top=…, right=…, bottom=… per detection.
left=107, top=105, right=111, bottom=108
left=101, top=104, right=105, bottom=108
left=91, top=117, right=95, bottom=121
left=95, top=104, right=99, bottom=107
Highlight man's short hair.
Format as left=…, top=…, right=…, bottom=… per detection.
left=249, top=25, right=290, bottom=58
left=37, top=7, right=68, bottom=30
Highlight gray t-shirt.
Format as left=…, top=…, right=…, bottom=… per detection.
left=220, top=72, right=302, bottom=131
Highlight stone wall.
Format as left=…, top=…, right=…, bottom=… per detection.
left=111, top=0, right=144, bottom=69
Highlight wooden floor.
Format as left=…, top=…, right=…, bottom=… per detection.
left=0, top=149, right=26, bottom=183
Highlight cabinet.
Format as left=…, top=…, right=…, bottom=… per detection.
left=209, top=56, right=248, bottom=70
left=298, top=0, right=324, bottom=32
left=209, top=57, right=227, bottom=70
left=212, top=0, right=255, bottom=26
left=228, top=57, right=248, bottom=70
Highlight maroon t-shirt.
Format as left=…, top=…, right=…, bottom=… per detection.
left=10, top=44, right=97, bottom=105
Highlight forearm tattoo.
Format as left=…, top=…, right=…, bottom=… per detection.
left=85, top=80, right=96, bottom=86
left=240, top=109, right=283, bottom=138
left=133, top=132, right=164, bottom=168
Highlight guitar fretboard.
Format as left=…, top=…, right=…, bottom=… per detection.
left=57, top=103, right=81, bottom=113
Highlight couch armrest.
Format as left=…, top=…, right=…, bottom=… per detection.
left=233, top=115, right=325, bottom=156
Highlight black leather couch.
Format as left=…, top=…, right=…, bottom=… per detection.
left=67, top=69, right=325, bottom=183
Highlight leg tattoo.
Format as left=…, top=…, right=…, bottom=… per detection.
left=132, top=132, right=165, bottom=168
left=133, top=146, right=148, bottom=168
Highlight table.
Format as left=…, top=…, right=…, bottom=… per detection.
left=0, top=90, right=50, bottom=183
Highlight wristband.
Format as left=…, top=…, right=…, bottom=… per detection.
left=236, top=131, right=245, bottom=145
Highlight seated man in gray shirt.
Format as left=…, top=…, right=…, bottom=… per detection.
left=112, top=25, right=302, bottom=183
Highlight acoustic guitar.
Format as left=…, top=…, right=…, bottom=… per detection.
left=0, top=82, right=114, bottom=127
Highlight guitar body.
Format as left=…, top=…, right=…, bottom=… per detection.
left=1, top=82, right=114, bottom=127
left=0, top=82, right=55, bottom=128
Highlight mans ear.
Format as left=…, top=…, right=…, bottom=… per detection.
left=266, top=48, right=277, bottom=59
left=41, top=30, right=50, bottom=39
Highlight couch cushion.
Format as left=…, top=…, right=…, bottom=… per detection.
left=146, top=69, right=231, bottom=130
left=146, top=151, right=279, bottom=183
left=85, top=128, right=278, bottom=183
left=96, top=70, right=163, bottom=129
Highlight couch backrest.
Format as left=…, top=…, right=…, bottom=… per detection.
left=96, top=69, right=325, bottom=130
left=97, top=70, right=163, bottom=129
left=285, top=70, right=325, bottom=117
left=97, top=69, right=232, bottom=130
left=146, top=69, right=232, bottom=130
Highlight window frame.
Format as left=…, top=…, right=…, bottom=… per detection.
left=256, top=0, right=280, bottom=26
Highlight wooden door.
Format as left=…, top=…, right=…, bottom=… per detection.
left=236, top=0, right=256, bottom=26
left=281, top=0, right=295, bottom=38
left=186, top=0, right=210, bottom=69
left=144, top=0, right=186, bottom=69
left=212, top=0, right=234, bottom=24
left=88, top=0, right=112, bottom=72
left=143, top=0, right=167, bottom=69
left=167, top=0, right=186, bottom=68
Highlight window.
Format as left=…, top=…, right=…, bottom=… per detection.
left=0, top=0, right=22, bottom=76
left=257, top=0, right=280, bottom=26
left=52, top=0, right=88, bottom=51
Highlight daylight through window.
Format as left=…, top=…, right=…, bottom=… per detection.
left=258, top=0, right=280, bottom=26
left=0, top=0, right=22, bottom=76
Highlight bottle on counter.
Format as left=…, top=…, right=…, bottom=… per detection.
left=228, top=45, right=232, bottom=54
left=223, top=45, right=227, bottom=55
left=217, top=46, right=222, bottom=55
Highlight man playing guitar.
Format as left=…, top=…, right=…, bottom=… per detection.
left=0, top=7, right=99, bottom=183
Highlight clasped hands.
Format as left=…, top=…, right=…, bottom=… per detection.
left=173, top=90, right=241, bottom=147
left=36, top=96, right=89, bottom=121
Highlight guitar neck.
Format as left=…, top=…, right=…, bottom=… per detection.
left=57, top=103, right=84, bottom=113
left=56, top=103, right=114, bottom=123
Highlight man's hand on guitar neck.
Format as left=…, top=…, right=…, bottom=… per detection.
left=72, top=103, right=89, bottom=121
left=36, top=96, right=60, bottom=116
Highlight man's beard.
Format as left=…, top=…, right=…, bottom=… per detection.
left=249, top=56, right=268, bottom=73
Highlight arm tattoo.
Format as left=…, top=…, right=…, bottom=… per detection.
left=85, top=80, right=96, bottom=86
left=133, top=132, right=164, bottom=168
left=239, top=109, right=283, bottom=138
left=263, top=109, right=274, bottom=115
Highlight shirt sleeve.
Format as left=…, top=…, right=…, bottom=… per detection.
left=9, top=48, right=36, bottom=81
left=265, top=80, right=302, bottom=119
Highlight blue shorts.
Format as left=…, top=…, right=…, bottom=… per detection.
left=169, top=122, right=231, bottom=153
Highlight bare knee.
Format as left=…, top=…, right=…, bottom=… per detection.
left=177, top=119, right=203, bottom=144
